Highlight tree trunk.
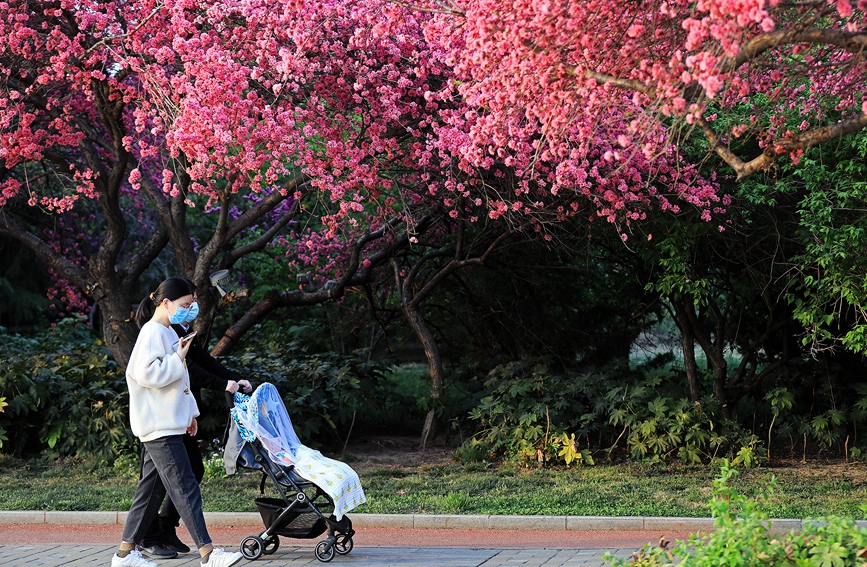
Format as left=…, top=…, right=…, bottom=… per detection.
left=97, top=295, right=139, bottom=368
left=673, top=300, right=702, bottom=403
left=403, top=305, right=445, bottom=451
left=711, top=363, right=730, bottom=418
left=672, top=297, right=732, bottom=417
left=706, top=305, right=732, bottom=417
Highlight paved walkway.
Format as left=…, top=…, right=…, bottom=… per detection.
left=0, top=512, right=711, bottom=567
left=0, top=544, right=644, bottom=567
left=10, top=510, right=845, bottom=567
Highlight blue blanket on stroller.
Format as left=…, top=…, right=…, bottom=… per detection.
left=227, top=383, right=366, bottom=521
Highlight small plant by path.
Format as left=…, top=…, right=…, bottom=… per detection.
left=604, top=461, right=867, bottom=567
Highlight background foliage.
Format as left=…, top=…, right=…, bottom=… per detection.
left=4, top=123, right=867, bottom=472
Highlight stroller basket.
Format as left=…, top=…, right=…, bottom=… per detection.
left=255, top=497, right=327, bottom=539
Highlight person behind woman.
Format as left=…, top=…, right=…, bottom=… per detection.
left=111, top=277, right=243, bottom=567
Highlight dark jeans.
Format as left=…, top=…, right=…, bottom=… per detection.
left=121, top=434, right=211, bottom=549
left=142, top=433, right=204, bottom=545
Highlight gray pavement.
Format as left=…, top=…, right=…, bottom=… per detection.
left=0, top=544, right=638, bottom=567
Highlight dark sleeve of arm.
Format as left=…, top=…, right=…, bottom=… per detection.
left=186, top=343, right=233, bottom=393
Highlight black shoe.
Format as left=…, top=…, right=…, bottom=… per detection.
left=137, top=543, right=179, bottom=559
left=161, top=531, right=191, bottom=554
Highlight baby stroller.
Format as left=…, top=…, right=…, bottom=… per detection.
left=223, top=383, right=366, bottom=562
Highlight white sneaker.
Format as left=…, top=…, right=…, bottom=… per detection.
left=202, top=548, right=243, bottom=567
left=111, top=550, right=157, bottom=567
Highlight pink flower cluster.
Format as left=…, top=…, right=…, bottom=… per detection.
left=418, top=0, right=866, bottom=227
left=2, top=0, right=863, bottom=286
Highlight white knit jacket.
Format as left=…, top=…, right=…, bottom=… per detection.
left=125, top=320, right=200, bottom=442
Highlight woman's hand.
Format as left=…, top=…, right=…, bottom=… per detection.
left=187, top=417, right=198, bottom=437
left=225, top=380, right=240, bottom=394
left=177, top=334, right=193, bottom=361
left=238, top=379, right=253, bottom=393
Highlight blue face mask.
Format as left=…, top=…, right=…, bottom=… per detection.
left=183, top=301, right=199, bottom=323
left=169, top=300, right=192, bottom=325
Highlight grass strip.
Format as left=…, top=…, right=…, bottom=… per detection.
left=1, top=455, right=865, bottom=519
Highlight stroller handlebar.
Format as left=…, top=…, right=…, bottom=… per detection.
left=225, top=383, right=254, bottom=409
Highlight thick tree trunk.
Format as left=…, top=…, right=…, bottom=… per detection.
left=0, top=208, right=143, bottom=367
left=97, top=296, right=139, bottom=368
left=403, top=306, right=444, bottom=451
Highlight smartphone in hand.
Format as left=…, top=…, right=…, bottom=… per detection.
left=173, top=330, right=197, bottom=348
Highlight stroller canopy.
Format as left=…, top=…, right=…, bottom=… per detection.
left=227, top=382, right=366, bottom=520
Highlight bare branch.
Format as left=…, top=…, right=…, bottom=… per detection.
left=385, top=0, right=461, bottom=15
left=697, top=112, right=867, bottom=180
left=777, top=113, right=867, bottom=150
left=223, top=199, right=301, bottom=265
left=210, top=215, right=428, bottom=355
left=410, top=229, right=510, bottom=308
left=0, top=209, right=95, bottom=293
left=225, top=174, right=310, bottom=241
left=724, top=27, right=867, bottom=72
left=120, top=224, right=171, bottom=286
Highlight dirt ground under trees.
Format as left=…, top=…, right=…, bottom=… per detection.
left=336, top=435, right=455, bottom=473
left=332, top=435, right=867, bottom=484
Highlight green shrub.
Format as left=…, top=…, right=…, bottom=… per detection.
left=0, top=317, right=133, bottom=459
left=604, top=461, right=867, bottom=567
left=220, top=323, right=389, bottom=447
left=458, top=357, right=768, bottom=466
left=368, top=363, right=430, bottom=432
left=112, top=452, right=140, bottom=480
left=456, top=358, right=605, bottom=465
left=201, top=452, right=226, bottom=480
left=0, top=395, right=7, bottom=448
left=606, top=380, right=764, bottom=466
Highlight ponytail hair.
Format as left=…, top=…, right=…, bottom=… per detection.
left=134, top=277, right=193, bottom=328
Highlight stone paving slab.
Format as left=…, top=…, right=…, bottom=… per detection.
left=0, top=544, right=119, bottom=566
left=0, top=545, right=637, bottom=567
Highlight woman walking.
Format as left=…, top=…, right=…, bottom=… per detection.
left=111, top=277, right=243, bottom=567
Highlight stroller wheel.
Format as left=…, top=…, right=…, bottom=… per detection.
left=314, top=540, right=336, bottom=562
left=334, top=534, right=353, bottom=555
left=263, top=535, right=280, bottom=555
left=240, top=535, right=265, bottom=560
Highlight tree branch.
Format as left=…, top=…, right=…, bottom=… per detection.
left=538, top=25, right=867, bottom=181
left=0, top=209, right=95, bottom=293
left=724, top=27, right=867, bottom=72
left=697, top=112, right=867, bottom=180
left=120, top=224, right=171, bottom=286
left=223, top=199, right=301, bottom=265
left=210, top=215, right=427, bottom=355
left=225, top=174, right=310, bottom=242
left=409, top=229, right=509, bottom=308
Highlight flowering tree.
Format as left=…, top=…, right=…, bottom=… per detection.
left=0, top=0, right=729, bottom=369
left=423, top=0, right=867, bottom=183
left=0, top=0, right=441, bottom=364
left=18, top=0, right=854, bottom=453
